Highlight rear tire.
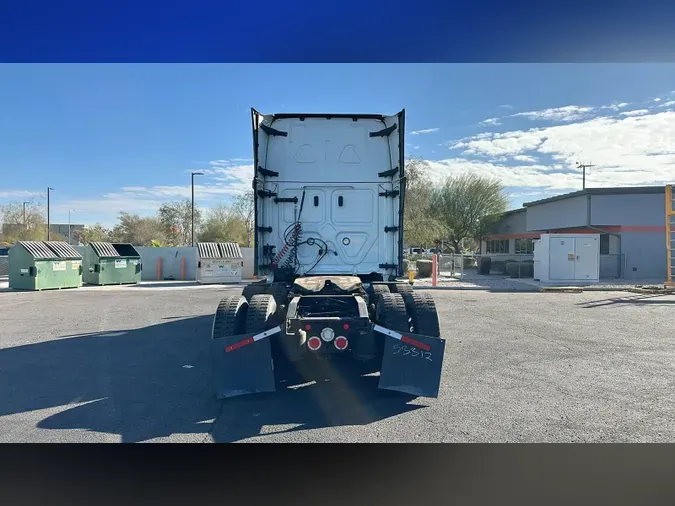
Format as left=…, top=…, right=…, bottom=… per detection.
left=242, top=283, right=268, bottom=303
left=390, top=283, right=413, bottom=295
left=245, top=293, right=284, bottom=369
left=266, top=283, right=289, bottom=309
left=212, top=295, right=248, bottom=339
left=367, top=283, right=390, bottom=309
left=245, top=293, right=278, bottom=332
left=401, top=292, right=441, bottom=337
left=375, top=292, right=410, bottom=333
left=370, top=283, right=390, bottom=296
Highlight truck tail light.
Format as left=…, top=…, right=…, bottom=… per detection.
left=334, top=336, right=348, bottom=351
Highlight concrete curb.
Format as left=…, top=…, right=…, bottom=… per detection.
left=414, top=285, right=540, bottom=293
left=538, top=287, right=584, bottom=293
left=414, top=284, right=675, bottom=295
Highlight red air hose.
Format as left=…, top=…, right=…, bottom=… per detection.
left=271, top=222, right=301, bottom=270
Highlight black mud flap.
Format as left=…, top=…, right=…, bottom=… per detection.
left=211, top=326, right=281, bottom=399
left=374, top=325, right=446, bottom=398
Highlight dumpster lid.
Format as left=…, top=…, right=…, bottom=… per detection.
left=219, top=242, right=243, bottom=259
left=44, top=241, right=83, bottom=259
left=198, top=242, right=243, bottom=259
left=18, top=241, right=57, bottom=259
left=90, top=242, right=121, bottom=258
left=111, top=243, right=140, bottom=257
left=198, top=242, right=220, bottom=259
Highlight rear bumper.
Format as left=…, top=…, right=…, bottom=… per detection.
left=283, top=294, right=374, bottom=358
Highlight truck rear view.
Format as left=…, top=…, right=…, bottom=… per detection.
left=210, top=109, right=446, bottom=399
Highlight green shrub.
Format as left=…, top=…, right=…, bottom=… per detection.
left=491, top=260, right=505, bottom=274
left=416, top=259, right=433, bottom=278
left=478, top=256, right=492, bottom=274
left=463, top=256, right=477, bottom=269
left=503, top=260, right=518, bottom=275
left=507, top=262, right=534, bottom=278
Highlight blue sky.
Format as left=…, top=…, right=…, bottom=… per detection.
left=2, top=64, right=675, bottom=227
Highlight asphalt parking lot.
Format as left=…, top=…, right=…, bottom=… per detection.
left=1, top=284, right=674, bottom=443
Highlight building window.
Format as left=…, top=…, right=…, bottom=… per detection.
left=486, top=239, right=510, bottom=254
left=515, top=238, right=534, bottom=254
left=600, top=234, right=610, bottom=255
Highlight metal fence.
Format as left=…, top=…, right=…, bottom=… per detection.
left=436, top=253, right=536, bottom=279
left=430, top=252, right=626, bottom=280
left=600, top=254, right=626, bottom=279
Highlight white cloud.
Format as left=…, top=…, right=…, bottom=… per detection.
left=658, top=100, right=675, bottom=108
left=42, top=158, right=255, bottom=227
left=619, top=109, right=650, bottom=117
left=442, top=110, right=675, bottom=190
left=508, top=190, right=560, bottom=198
left=654, top=98, right=662, bottom=102
left=119, top=183, right=247, bottom=199
left=479, top=117, right=501, bottom=127
left=602, top=102, right=630, bottom=111
left=0, top=190, right=46, bottom=199
left=410, top=128, right=440, bottom=135
left=451, top=130, right=544, bottom=157
left=513, top=155, right=537, bottom=163
left=499, top=104, right=514, bottom=109
left=209, top=158, right=252, bottom=166
left=423, top=158, right=583, bottom=191
left=512, top=105, right=594, bottom=122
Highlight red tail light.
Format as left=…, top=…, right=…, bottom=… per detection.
left=334, top=336, right=348, bottom=351
left=307, top=336, right=322, bottom=351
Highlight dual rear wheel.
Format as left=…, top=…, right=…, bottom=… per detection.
left=374, top=291, right=441, bottom=337
left=211, top=293, right=278, bottom=340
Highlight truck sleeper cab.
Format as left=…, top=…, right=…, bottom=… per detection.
left=210, top=109, right=446, bottom=400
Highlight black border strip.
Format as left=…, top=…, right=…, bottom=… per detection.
left=1, top=445, right=674, bottom=506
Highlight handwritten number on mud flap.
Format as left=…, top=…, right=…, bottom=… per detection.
left=393, top=343, right=432, bottom=362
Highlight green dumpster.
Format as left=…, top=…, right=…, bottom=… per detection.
left=83, top=242, right=141, bottom=285
left=8, top=241, right=83, bottom=291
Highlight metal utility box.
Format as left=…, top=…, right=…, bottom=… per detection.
left=196, top=242, right=243, bottom=284
left=533, top=233, right=600, bottom=283
left=8, top=241, right=83, bottom=291
left=83, top=242, right=141, bottom=285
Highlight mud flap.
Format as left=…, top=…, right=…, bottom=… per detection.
left=374, top=325, right=446, bottom=398
left=211, top=326, right=281, bottom=399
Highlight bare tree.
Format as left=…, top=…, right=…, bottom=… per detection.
left=430, top=172, right=508, bottom=253
left=403, top=158, right=444, bottom=248
left=198, top=204, right=248, bottom=244
left=0, top=201, right=50, bottom=242
left=73, top=223, right=112, bottom=244
left=230, top=191, right=254, bottom=247
left=110, top=212, right=167, bottom=246
left=157, top=199, right=202, bottom=246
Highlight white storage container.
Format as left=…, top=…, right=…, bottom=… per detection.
left=533, top=234, right=600, bottom=283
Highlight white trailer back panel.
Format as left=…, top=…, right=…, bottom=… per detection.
left=251, top=109, right=406, bottom=280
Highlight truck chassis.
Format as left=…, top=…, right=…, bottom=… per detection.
left=211, top=276, right=446, bottom=399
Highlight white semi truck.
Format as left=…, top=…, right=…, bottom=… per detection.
left=210, top=108, right=446, bottom=399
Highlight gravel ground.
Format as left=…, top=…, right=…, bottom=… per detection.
left=1, top=284, right=674, bottom=443
left=415, top=273, right=668, bottom=292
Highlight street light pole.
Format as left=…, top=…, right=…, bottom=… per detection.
left=68, top=210, right=72, bottom=245
left=191, top=172, right=204, bottom=247
left=22, top=201, right=30, bottom=231
left=46, top=187, right=54, bottom=240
